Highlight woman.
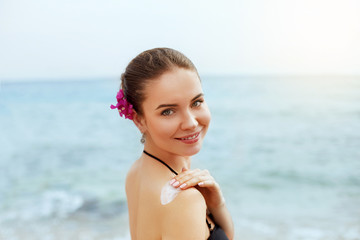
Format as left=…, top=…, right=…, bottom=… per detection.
left=111, top=48, right=234, bottom=239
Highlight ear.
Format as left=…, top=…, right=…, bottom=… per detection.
left=132, top=110, right=147, bottom=134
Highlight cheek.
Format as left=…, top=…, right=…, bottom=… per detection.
left=149, top=118, right=179, bottom=138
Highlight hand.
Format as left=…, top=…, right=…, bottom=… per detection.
left=169, top=168, right=225, bottom=211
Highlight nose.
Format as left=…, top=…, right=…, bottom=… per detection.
left=180, top=110, right=198, bottom=130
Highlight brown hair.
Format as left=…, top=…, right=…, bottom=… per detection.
left=120, top=48, right=198, bottom=116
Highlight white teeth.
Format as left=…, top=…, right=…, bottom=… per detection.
left=181, top=134, right=197, bottom=140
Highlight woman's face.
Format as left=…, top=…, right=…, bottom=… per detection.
left=138, top=67, right=211, bottom=157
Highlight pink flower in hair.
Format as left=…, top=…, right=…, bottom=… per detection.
left=110, top=89, right=134, bottom=120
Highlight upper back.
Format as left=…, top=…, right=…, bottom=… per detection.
left=125, top=158, right=164, bottom=239
left=125, top=157, right=210, bottom=240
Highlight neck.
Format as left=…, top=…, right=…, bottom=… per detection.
left=143, top=143, right=191, bottom=174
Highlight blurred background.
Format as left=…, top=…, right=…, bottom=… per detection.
left=1, top=0, right=360, bottom=239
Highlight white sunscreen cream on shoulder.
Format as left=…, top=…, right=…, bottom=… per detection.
left=160, top=181, right=182, bottom=205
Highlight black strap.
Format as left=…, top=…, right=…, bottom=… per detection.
left=206, top=218, right=212, bottom=231
left=143, top=150, right=178, bottom=175
left=143, top=150, right=213, bottom=231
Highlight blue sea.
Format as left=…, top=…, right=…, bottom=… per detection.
left=0, top=76, right=359, bottom=240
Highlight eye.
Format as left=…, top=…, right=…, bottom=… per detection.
left=192, top=100, right=203, bottom=107
left=161, top=109, right=174, bottom=116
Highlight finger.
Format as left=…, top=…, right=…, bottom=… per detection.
left=179, top=168, right=211, bottom=180
left=176, top=169, right=213, bottom=188
left=177, top=168, right=200, bottom=179
left=197, top=179, right=216, bottom=187
left=190, top=175, right=214, bottom=188
left=168, top=168, right=189, bottom=186
left=179, top=175, right=213, bottom=189
left=171, top=171, right=202, bottom=188
left=170, top=169, right=201, bottom=187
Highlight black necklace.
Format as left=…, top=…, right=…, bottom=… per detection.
left=143, top=150, right=178, bottom=175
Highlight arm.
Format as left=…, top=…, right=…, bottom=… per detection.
left=170, top=169, right=235, bottom=240
left=162, top=188, right=209, bottom=240
left=207, top=197, right=234, bottom=240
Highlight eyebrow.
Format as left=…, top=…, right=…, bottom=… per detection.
left=155, top=93, right=204, bottom=110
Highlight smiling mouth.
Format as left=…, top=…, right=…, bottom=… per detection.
left=175, top=131, right=201, bottom=141
left=179, top=133, right=198, bottom=140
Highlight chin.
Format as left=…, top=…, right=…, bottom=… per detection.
left=181, top=143, right=203, bottom=157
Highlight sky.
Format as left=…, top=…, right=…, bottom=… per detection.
left=0, top=0, right=360, bottom=81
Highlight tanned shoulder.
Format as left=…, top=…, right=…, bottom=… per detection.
left=161, top=187, right=208, bottom=240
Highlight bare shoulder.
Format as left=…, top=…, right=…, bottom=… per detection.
left=125, top=159, right=140, bottom=191
left=171, top=187, right=206, bottom=208
left=162, top=187, right=208, bottom=240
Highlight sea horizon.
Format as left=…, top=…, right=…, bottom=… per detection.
left=1, top=75, right=359, bottom=240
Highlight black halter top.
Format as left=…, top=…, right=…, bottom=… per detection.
left=143, top=150, right=229, bottom=240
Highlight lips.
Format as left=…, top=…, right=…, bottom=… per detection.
left=175, top=131, right=201, bottom=144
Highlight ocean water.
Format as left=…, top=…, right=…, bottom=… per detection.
left=0, top=76, right=359, bottom=240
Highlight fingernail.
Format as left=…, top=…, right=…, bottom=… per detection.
left=169, top=179, right=176, bottom=185
left=172, top=181, right=180, bottom=187
left=198, top=182, right=204, bottom=186
left=179, top=183, right=187, bottom=189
